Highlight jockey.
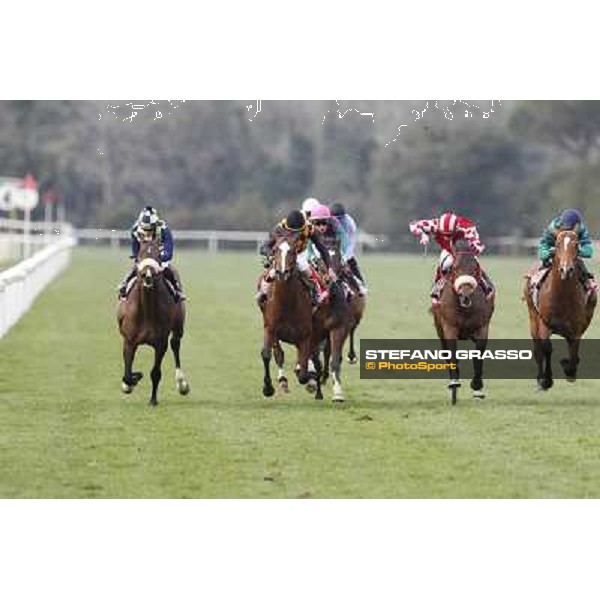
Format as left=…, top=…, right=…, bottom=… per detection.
left=409, top=211, right=494, bottom=305
left=257, top=209, right=336, bottom=305
left=538, top=208, right=597, bottom=295
left=301, top=197, right=321, bottom=220
left=306, top=204, right=361, bottom=293
left=329, top=201, right=368, bottom=295
left=118, top=206, right=185, bottom=302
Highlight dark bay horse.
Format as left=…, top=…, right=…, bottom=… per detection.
left=432, top=246, right=495, bottom=405
left=524, top=230, right=597, bottom=390
left=309, top=242, right=354, bottom=401
left=260, top=235, right=316, bottom=397
left=117, top=239, right=190, bottom=406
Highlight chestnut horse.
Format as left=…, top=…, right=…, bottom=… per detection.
left=260, top=235, right=316, bottom=397
left=524, top=229, right=596, bottom=390
left=117, top=239, right=190, bottom=406
left=432, top=245, right=495, bottom=405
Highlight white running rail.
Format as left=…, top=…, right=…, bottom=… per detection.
left=0, top=236, right=76, bottom=338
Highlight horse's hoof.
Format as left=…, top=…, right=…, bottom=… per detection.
left=148, top=400, right=158, bottom=407
left=278, top=377, right=289, bottom=393
left=347, top=355, right=357, bottom=365
left=177, top=381, right=190, bottom=395
left=333, top=396, right=345, bottom=403
left=472, top=390, right=486, bottom=399
left=263, top=384, right=275, bottom=398
left=122, top=383, right=133, bottom=394
left=447, top=380, right=461, bottom=389
left=305, top=378, right=317, bottom=394
left=315, top=390, right=324, bottom=400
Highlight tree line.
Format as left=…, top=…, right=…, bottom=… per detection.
left=1, top=100, right=599, bottom=241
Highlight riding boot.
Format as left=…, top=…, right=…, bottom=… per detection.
left=118, top=267, right=137, bottom=299
left=255, top=269, right=274, bottom=305
left=578, top=259, right=598, bottom=299
left=430, top=277, right=446, bottom=306
left=348, top=257, right=368, bottom=295
left=164, top=267, right=186, bottom=302
left=480, top=270, right=495, bottom=300
left=301, top=268, right=329, bottom=305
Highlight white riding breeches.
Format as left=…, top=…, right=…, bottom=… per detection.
left=297, top=249, right=310, bottom=273
left=439, top=250, right=453, bottom=274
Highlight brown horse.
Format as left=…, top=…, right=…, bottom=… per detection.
left=260, top=235, right=316, bottom=397
left=524, top=230, right=597, bottom=390
left=432, top=246, right=495, bottom=405
left=309, top=242, right=354, bottom=401
left=117, top=239, right=190, bottom=406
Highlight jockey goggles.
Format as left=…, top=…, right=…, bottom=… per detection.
left=312, top=219, right=329, bottom=227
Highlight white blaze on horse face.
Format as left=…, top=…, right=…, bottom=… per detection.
left=278, top=240, right=291, bottom=272
left=137, top=257, right=162, bottom=274
left=453, top=275, right=478, bottom=294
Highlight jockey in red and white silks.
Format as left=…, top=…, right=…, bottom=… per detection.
left=409, top=212, right=485, bottom=268
left=409, top=212, right=493, bottom=303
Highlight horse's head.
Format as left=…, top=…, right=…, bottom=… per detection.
left=272, top=235, right=297, bottom=281
left=136, top=239, right=163, bottom=289
left=555, top=230, right=579, bottom=280
left=451, top=249, right=480, bottom=308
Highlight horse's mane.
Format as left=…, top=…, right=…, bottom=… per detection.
left=453, top=245, right=479, bottom=276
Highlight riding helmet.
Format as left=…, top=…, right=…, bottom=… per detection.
left=301, top=197, right=321, bottom=215
left=438, top=212, right=458, bottom=234
left=139, top=207, right=159, bottom=231
left=330, top=202, right=346, bottom=217
left=284, top=210, right=306, bottom=232
left=559, top=209, right=583, bottom=229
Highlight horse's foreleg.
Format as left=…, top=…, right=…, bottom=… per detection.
left=149, top=340, right=168, bottom=407
left=443, top=336, right=460, bottom=405
left=561, top=337, right=580, bottom=382
left=296, top=339, right=311, bottom=385
left=262, top=330, right=275, bottom=397
left=534, top=320, right=553, bottom=390
left=330, top=327, right=346, bottom=402
left=322, top=337, right=331, bottom=384
left=170, top=334, right=190, bottom=395
left=122, top=341, right=142, bottom=393
left=471, top=336, right=488, bottom=398
left=273, top=341, right=288, bottom=393
left=312, top=351, right=323, bottom=400
left=347, top=326, right=357, bottom=364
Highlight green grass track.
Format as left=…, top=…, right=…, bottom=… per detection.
left=1, top=248, right=600, bottom=498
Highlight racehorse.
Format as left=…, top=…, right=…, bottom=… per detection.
left=309, top=242, right=354, bottom=402
left=260, top=235, right=316, bottom=397
left=432, top=243, right=495, bottom=405
left=334, top=248, right=366, bottom=365
left=117, top=238, right=190, bottom=406
left=523, top=229, right=597, bottom=390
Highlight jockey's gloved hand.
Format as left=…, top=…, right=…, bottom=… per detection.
left=539, top=247, right=554, bottom=261
left=262, top=257, right=271, bottom=268
left=419, top=234, right=429, bottom=246
left=472, top=241, right=485, bottom=253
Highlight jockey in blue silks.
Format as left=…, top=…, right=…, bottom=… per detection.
left=118, top=206, right=185, bottom=302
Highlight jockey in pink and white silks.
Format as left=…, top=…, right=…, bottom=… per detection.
left=409, top=212, right=494, bottom=305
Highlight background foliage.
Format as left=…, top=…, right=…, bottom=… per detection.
left=2, top=100, right=600, bottom=239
